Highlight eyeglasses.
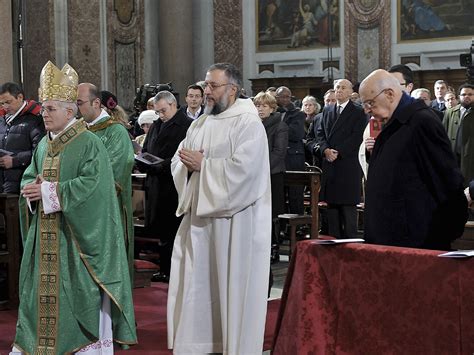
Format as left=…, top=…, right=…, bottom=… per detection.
left=399, top=82, right=408, bottom=87
left=40, top=106, right=60, bottom=115
left=76, top=99, right=90, bottom=106
left=362, top=89, right=388, bottom=110
left=202, top=82, right=233, bottom=91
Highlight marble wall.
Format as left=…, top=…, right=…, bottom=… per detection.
left=213, top=0, right=243, bottom=72
left=0, top=0, right=13, bottom=84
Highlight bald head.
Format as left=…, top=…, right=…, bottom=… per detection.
left=77, top=82, right=102, bottom=122
left=276, top=86, right=292, bottom=108
left=359, top=69, right=403, bottom=122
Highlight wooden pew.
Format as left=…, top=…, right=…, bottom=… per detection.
left=0, top=194, right=20, bottom=309
left=278, top=169, right=321, bottom=259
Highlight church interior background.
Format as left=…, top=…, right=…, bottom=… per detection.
left=0, top=0, right=473, bottom=112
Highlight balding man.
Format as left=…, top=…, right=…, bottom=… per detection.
left=276, top=86, right=306, bottom=214
left=316, top=79, right=367, bottom=238
left=359, top=69, right=467, bottom=249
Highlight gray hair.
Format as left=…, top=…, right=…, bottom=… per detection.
left=58, top=101, right=78, bottom=116
left=301, top=95, right=321, bottom=113
left=411, top=88, right=431, bottom=98
left=208, top=62, right=242, bottom=94
left=153, top=90, right=176, bottom=105
left=434, top=80, right=448, bottom=87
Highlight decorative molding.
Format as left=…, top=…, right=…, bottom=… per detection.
left=109, top=0, right=144, bottom=111
left=345, top=0, right=391, bottom=83
left=213, top=0, right=243, bottom=71
left=114, top=0, right=135, bottom=25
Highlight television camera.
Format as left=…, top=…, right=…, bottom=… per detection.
left=460, top=38, right=474, bottom=84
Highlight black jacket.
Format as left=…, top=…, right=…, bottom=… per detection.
left=277, top=103, right=305, bottom=170
left=140, top=110, right=192, bottom=236
left=0, top=100, right=45, bottom=193
left=262, top=112, right=288, bottom=174
left=365, top=95, right=467, bottom=250
left=317, top=101, right=367, bottom=204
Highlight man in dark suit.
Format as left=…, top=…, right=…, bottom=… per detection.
left=276, top=86, right=306, bottom=214
left=317, top=79, right=367, bottom=238
left=139, top=90, right=192, bottom=282
left=360, top=70, right=467, bottom=250
left=180, top=84, right=204, bottom=120
left=430, top=79, right=448, bottom=113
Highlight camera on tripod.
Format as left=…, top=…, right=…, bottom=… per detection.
left=460, top=38, right=474, bottom=84
left=133, top=83, right=180, bottom=116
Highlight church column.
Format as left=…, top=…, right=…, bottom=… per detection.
left=0, top=0, right=14, bottom=83
left=157, top=0, right=193, bottom=105
left=143, top=0, right=160, bottom=84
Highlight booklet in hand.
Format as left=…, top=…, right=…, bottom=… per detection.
left=438, top=250, right=474, bottom=258
left=135, top=152, right=164, bottom=165
left=0, top=148, right=13, bottom=157
left=315, top=238, right=365, bottom=245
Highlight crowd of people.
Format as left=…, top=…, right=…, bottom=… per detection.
left=0, top=59, right=473, bottom=354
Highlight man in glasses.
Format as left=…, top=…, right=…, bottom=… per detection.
left=388, top=64, right=414, bottom=94
left=77, top=82, right=135, bottom=281
left=11, top=61, right=136, bottom=354
left=359, top=69, right=467, bottom=250
left=168, top=63, right=271, bottom=355
left=453, top=84, right=474, bottom=183
left=137, top=90, right=192, bottom=283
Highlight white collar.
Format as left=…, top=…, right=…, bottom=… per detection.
left=49, top=118, right=77, bottom=140
left=337, top=100, right=350, bottom=111
left=87, top=109, right=109, bottom=126
left=6, top=101, right=27, bottom=124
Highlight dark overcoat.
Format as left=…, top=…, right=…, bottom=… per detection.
left=365, top=96, right=467, bottom=250
left=141, top=109, right=192, bottom=240
left=0, top=100, right=45, bottom=193
left=316, top=101, right=367, bottom=204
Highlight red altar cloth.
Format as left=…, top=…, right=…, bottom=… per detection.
left=272, top=240, right=474, bottom=355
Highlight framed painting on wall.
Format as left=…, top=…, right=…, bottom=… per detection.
left=256, top=0, right=340, bottom=52
left=398, top=0, right=474, bottom=42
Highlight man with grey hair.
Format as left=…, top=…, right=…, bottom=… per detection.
left=13, top=61, right=136, bottom=354
left=137, top=90, right=192, bottom=283
left=317, top=78, right=367, bottom=239
left=359, top=69, right=466, bottom=249
left=168, top=63, right=271, bottom=354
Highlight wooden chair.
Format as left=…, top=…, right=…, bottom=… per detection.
left=0, top=193, right=20, bottom=309
left=278, top=169, right=321, bottom=259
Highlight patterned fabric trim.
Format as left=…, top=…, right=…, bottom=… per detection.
left=47, top=119, right=87, bottom=156
left=88, top=117, right=120, bottom=132
left=36, top=152, right=61, bottom=354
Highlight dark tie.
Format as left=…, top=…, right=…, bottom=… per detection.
left=337, top=105, right=342, bottom=117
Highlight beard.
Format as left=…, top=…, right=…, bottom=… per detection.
left=204, top=92, right=230, bottom=115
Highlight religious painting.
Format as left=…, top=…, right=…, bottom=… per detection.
left=398, top=0, right=474, bottom=42
left=257, top=0, right=340, bottom=52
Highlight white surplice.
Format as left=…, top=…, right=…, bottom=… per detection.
left=167, top=98, right=272, bottom=355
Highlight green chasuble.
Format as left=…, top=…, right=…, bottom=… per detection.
left=14, top=119, right=137, bottom=354
left=89, top=116, right=135, bottom=281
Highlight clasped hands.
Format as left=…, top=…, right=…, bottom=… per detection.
left=0, top=155, right=13, bottom=169
left=324, top=148, right=338, bottom=162
left=21, top=175, right=45, bottom=202
left=178, top=148, right=204, bottom=172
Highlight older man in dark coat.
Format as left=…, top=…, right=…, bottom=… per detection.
left=139, top=90, right=192, bottom=281
left=317, top=79, right=367, bottom=238
left=360, top=70, right=467, bottom=250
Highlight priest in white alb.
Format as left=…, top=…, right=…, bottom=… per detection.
left=167, top=62, right=272, bottom=355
